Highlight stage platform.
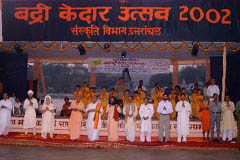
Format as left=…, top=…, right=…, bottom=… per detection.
left=0, top=117, right=238, bottom=150
left=10, top=116, right=238, bottom=138
left=0, top=133, right=240, bottom=150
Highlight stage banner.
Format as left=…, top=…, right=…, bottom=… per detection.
left=88, top=58, right=170, bottom=74
left=2, top=0, right=240, bottom=42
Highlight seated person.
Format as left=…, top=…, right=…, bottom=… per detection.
left=61, top=97, right=71, bottom=117
left=14, top=97, right=22, bottom=115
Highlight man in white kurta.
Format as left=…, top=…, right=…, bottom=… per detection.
left=207, top=79, right=220, bottom=102
left=86, top=96, right=103, bottom=141
left=176, top=94, right=192, bottom=143
left=222, top=95, right=235, bottom=142
left=123, top=96, right=138, bottom=142
left=23, top=90, right=39, bottom=136
left=157, top=94, right=173, bottom=142
left=0, top=93, right=13, bottom=136
left=41, top=95, right=55, bottom=139
left=139, top=98, right=154, bottom=142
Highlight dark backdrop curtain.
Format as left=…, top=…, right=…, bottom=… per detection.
left=210, top=54, right=240, bottom=103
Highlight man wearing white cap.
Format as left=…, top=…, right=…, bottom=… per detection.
left=23, top=90, right=39, bottom=136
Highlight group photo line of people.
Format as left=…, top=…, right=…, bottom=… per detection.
left=0, top=78, right=240, bottom=144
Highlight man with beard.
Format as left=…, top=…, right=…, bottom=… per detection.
left=23, top=90, right=39, bottom=136
left=157, top=94, right=173, bottom=143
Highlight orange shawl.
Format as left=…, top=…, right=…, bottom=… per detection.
left=94, top=103, right=102, bottom=129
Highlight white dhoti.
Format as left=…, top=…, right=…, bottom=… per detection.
left=126, top=128, right=136, bottom=142
left=139, top=104, right=154, bottom=142
left=140, top=120, right=152, bottom=142
left=176, top=101, right=192, bottom=143
left=86, top=102, right=103, bottom=141
left=88, top=128, right=100, bottom=141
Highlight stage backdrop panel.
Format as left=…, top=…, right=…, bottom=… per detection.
left=2, top=0, right=240, bottom=42
left=0, top=53, right=28, bottom=100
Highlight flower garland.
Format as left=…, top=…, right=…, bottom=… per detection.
left=0, top=41, right=239, bottom=52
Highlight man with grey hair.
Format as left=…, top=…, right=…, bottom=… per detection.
left=123, top=96, right=138, bottom=142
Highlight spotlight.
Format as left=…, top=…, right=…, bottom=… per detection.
left=191, top=44, right=199, bottom=56
left=121, top=51, right=127, bottom=58
left=15, top=44, right=23, bottom=54
left=104, top=43, right=110, bottom=52
left=78, top=44, right=86, bottom=55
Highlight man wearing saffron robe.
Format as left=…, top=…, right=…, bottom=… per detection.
left=0, top=93, right=12, bottom=136
left=23, top=90, right=39, bottom=136
left=82, top=82, right=90, bottom=107
left=133, top=91, right=141, bottom=117
left=86, top=95, right=103, bottom=141
left=89, top=87, right=98, bottom=103
left=73, top=85, right=82, bottom=100
left=191, top=89, right=199, bottom=119
left=169, top=89, right=177, bottom=119
left=69, top=94, right=85, bottom=140
left=106, top=97, right=121, bottom=141
left=109, top=88, right=118, bottom=99
left=176, top=94, right=192, bottom=143
left=122, top=89, right=130, bottom=106
left=123, top=96, right=138, bottom=142
left=100, top=87, right=109, bottom=118
left=193, top=89, right=204, bottom=119
left=139, top=97, right=154, bottom=142
left=152, top=87, right=160, bottom=119
left=199, top=96, right=211, bottom=140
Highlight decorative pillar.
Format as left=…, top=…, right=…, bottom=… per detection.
left=206, top=59, right=211, bottom=81
left=222, top=46, right=227, bottom=102
left=90, top=72, right=96, bottom=87
left=173, top=61, right=179, bottom=86
left=33, top=61, right=40, bottom=98
left=39, top=64, right=47, bottom=96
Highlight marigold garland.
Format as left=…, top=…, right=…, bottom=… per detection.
left=0, top=41, right=240, bottom=52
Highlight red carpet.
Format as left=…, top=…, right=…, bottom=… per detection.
left=0, top=132, right=239, bottom=150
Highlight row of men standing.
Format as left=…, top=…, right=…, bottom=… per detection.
left=68, top=92, right=192, bottom=143
left=0, top=90, right=55, bottom=139
left=0, top=90, right=239, bottom=143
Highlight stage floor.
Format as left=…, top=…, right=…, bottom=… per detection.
left=0, top=132, right=239, bottom=151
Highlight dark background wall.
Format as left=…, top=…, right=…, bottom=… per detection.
left=210, top=54, right=240, bottom=103
left=0, top=53, right=28, bottom=100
